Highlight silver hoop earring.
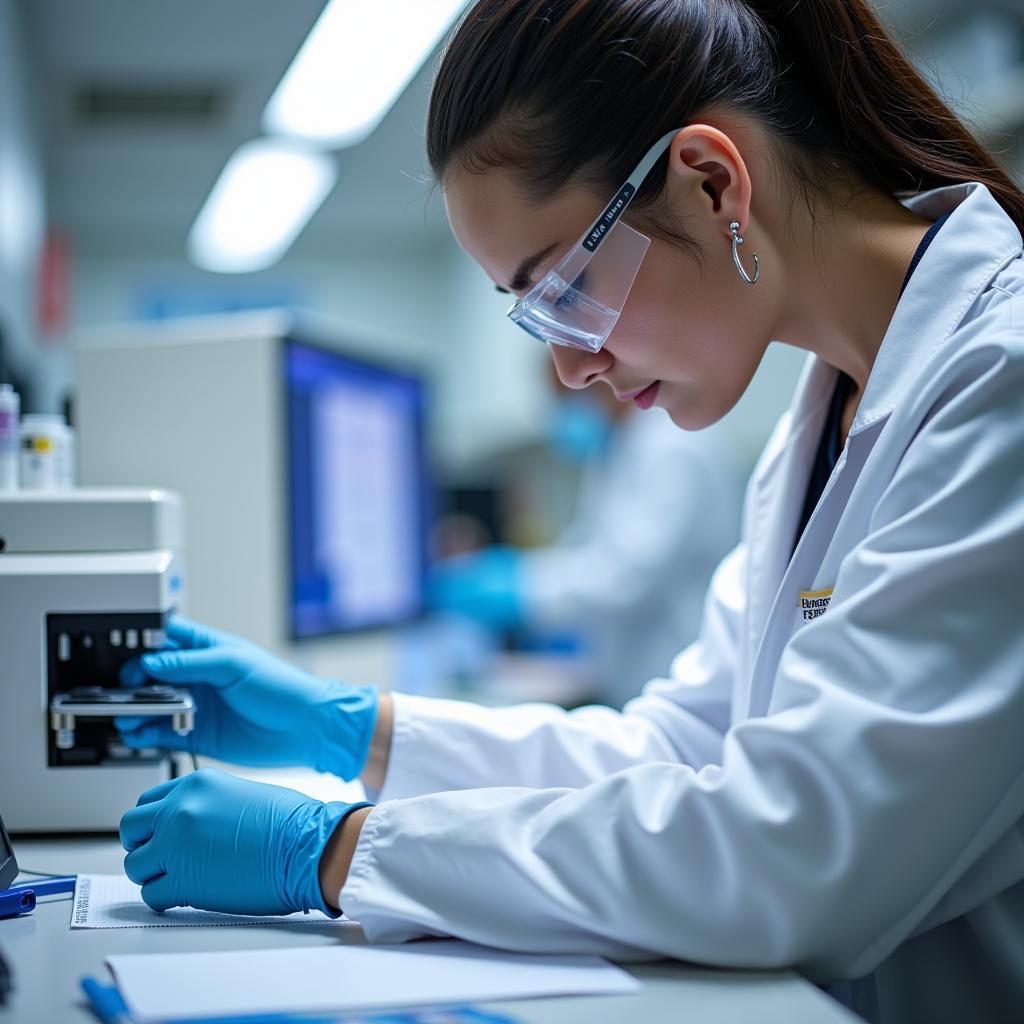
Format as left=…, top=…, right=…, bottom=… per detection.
left=730, top=220, right=760, bottom=285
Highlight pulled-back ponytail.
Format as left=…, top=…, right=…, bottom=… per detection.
left=748, top=0, right=1024, bottom=227
left=427, top=0, right=1024, bottom=234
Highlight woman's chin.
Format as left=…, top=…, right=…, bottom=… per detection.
left=663, top=393, right=723, bottom=432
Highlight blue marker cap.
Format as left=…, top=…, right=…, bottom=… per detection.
left=0, top=888, right=35, bottom=918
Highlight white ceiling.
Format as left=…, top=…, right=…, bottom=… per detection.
left=23, top=0, right=452, bottom=260
left=21, top=0, right=1024, bottom=264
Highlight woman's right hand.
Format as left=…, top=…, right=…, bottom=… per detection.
left=115, top=616, right=379, bottom=781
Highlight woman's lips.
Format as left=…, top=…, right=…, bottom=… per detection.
left=632, top=381, right=660, bottom=410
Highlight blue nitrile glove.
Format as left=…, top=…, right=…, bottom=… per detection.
left=120, top=768, right=372, bottom=915
left=115, top=616, right=378, bottom=781
left=426, top=545, right=524, bottom=630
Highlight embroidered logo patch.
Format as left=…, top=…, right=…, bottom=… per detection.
left=798, top=587, right=834, bottom=622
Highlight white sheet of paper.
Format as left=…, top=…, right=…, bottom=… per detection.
left=106, top=941, right=641, bottom=1021
left=71, top=874, right=349, bottom=929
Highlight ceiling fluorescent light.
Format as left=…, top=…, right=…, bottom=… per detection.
left=263, top=0, right=469, bottom=148
left=188, top=138, right=336, bottom=273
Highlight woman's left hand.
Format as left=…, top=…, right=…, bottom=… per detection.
left=119, top=768, right=371, bottom=916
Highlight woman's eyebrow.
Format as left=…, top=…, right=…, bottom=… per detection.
left=496, top=242, right=560, bottom=294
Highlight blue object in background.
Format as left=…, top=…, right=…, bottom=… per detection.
left=427, top=546, right=524, bottom=631
left=134, top=288, right=304, bottom=323
left=549, top=394, right=612, bottom=465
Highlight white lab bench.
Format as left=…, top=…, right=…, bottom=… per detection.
left=0, top=835, right=860, bottom=1024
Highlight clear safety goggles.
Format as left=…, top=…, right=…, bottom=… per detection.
left=507, top=129, right=680, bottom=352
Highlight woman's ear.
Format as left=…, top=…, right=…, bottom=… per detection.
left=664, top=122, right=753, bottom=238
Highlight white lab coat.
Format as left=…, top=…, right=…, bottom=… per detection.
left=340, top=182, right=1024, bottom=1023
left=523, top=410, right=743, bottom=706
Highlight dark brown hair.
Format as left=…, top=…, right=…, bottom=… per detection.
left=426, top=0, right=1024, bottom=239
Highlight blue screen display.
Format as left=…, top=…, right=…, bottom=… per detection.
left=284, top=339, right=428, bottom=638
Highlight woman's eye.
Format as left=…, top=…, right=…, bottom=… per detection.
left=555, top=271, right=586, bottom=310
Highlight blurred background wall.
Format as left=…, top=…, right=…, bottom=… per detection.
left=0, top=0, right=48, bottom=408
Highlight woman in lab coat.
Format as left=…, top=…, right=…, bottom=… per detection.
left=118, top=1, right=1024, bottom=1020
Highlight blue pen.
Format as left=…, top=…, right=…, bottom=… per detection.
left=5, top=876, right=77, bottom=899
left=81, top=979, right=134, bottom=1024
left=82, top=979, right=352, bottom=1024
left=0, top=888, right=36, bottom=918
left=0, top=876, right=76, bottom=916
left=80, top=977, right=523, bottom=1024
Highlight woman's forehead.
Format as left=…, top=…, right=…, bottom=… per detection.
left=444, top=168, right=602, bottom=287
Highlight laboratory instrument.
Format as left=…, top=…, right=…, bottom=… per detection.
left=0, top=488, right=188, bottom=831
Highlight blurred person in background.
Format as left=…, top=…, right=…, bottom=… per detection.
left=428, top=365, right=743, bottom=707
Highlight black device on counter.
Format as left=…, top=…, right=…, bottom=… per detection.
left=0, top=813, right=16, bottom=891
left=0, top=823, right=10, bottom=997
left=0, top=943, right=11, bottom=1004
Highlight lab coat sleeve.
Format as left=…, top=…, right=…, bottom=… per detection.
left=376, top=543, right=748, bottom=800
left=341, top=340, right=1024, bottom=982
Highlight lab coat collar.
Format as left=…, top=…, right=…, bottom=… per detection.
left=739, top=182, right=1022, bottom=715
left=849, top=181, right=1023, bottom=432
left=766, top=182, right=1024, bottom=458
left=752, top=181, right=1023, bottom=487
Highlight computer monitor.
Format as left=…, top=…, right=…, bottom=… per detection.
left=284, top=339, right=429, bottom=639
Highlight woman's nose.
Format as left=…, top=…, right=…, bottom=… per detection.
left=549, top=344, right=612, bottom=390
